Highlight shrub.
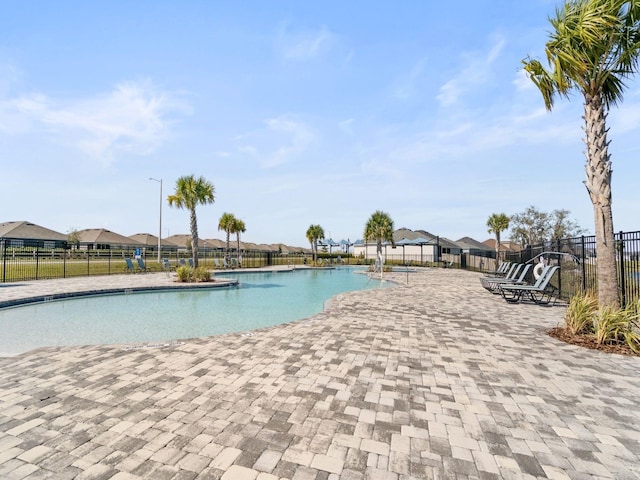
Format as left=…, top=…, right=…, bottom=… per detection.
left=592, top=301, right=640, bottom=352
left=564, top=291, right=598, bottom=335
left=593, top=305, right=627, bottom=346
left=194, top=267, right=211, bottom=282
left=176, top=266, right=193, bottom=282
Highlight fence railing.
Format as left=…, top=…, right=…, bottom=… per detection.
left=501, top=231, right=640, bottom=307
left=4, top=231, right=639, bottom=306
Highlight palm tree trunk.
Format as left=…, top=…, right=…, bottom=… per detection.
left=190, top=208, right=199, bottom=269
left=236, top=233, right=241, bottom=266
left=226, top=232, right=230, bottom=261
left=583, top=93, right=619, bottom=308
left=495, top=232, right=501, bottom=265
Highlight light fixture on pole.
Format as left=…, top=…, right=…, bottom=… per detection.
left=149, top=177, right=162, bottom=264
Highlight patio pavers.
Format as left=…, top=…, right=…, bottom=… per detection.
left=1, top=269, right=639, bottom=479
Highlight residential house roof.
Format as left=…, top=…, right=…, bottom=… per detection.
left=78, top=228, right=143, bottom=246
left=455, top=237, right=494, bottom=252
left=128, top=233, right=172, bottom=247
left=0, top=221, right=67, bottom=241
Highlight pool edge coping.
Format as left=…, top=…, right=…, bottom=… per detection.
left=0, top=279, right=239, bottom=310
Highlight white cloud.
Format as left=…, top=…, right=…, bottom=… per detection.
left=392, top=57, right=428, bottom=100
left=338, top=118, right=355, bottom=135
left=235, top=115, right=316, bottom=168
left=276, top=24, right=336, bottom=61
left=436, top=36, right=506, bottom=107
left=1, top=80, right=189, bottom=162
left=263, top=115, right=315, bottom=167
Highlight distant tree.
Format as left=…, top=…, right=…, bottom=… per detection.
left=218, top=212, right=237, bottom=262
left=550, top=209, right=586, bottom=240
left=363, top=210, right=395, bottom=259
left=510, top=206, right=550, bottom=247
left=167, top=175, right=215, bottom=268
left=510, top=206, right=585, bottom=246
left=67, top=228, right=81, bottom=250
left=522, top=0, right=640, bottom=307
left=487, top=213, right=510, bottom=261
left=306, top=224, right=325, bottom=263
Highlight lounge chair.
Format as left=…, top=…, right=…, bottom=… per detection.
left=481, top=263, right=522, bottom=289
left=483, top=264, right=532, bottom=294
left=213, top=259, right=222, bottom=268
left=480, top=263, right=524, bottom=290
left=499, top=266, right=560, bottom=305
left=231, top=258, right=239, bottom=269
left=483, top=261, right=511, bottom=276
left=136, top=257, right=149, bottom=272
left=162, top=258, right=175, bottom=272
left=188, top=258, right=194, bottom=268
left=223, top=258, right=231, bottom=268
left=124, top=258, right=136, bottom=273
left=179, top=258, right=187, bottom=267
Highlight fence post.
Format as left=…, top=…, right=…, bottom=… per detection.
left=618, top=231, right=626, bottom=307
left=35, top=247, right=39, bottom=280
left=581, top=236, right=586, bottom=293
left=1, top=240, right=6, bottom=283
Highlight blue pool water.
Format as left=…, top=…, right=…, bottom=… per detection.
left=0, top=268, right=390, bottom=355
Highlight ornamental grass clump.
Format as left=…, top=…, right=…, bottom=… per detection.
left=593, top=305, right=629, bottom=346
left=564, top=291, right=598, bottom=335
left=176, top=266, right=193, bottom=282
left=591, top=299, right=640, bottom=354
left=194, top=266, right=211, bottom=282
left=560, top=292, right=640, bottom=355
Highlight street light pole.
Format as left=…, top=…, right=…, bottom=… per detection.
left=149, top=177, right=162, bottom=264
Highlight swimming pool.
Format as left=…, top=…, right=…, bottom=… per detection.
left=0, top=267, right=391, bottom=355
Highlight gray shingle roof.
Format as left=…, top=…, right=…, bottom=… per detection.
left=0, top=221, right=67, bottom=241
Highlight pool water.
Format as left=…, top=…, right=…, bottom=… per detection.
left=0, top=268, right=390, bottom=355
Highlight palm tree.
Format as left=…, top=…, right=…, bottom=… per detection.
left=487, top=213, right=510, bottom=263
left=363, top=210, right=395, bottom=261
left=233, top=217, right=246, bottom=266
left=167, top=175, right=215, bottom=268
left=218, top=212, right=237, bottom=262
left=523, top=0, right=640, bottom=308
left=306, top=224, right=325, bottom=264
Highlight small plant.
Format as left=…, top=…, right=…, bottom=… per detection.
left=564, top=291, right=598, bottom=335
left=194, top=266, right=211, bottom=282
left=592, top=305, right=626, bottom=346
left=621, top=300, right=640, bottom=353
left=176, top=266, right=193, bottom=282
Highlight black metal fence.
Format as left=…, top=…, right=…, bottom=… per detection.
left=0, top=238, right=311, bottom=282
left=502, top=231, right=640, bottom=307
left=4, top=231, right=640, bottom=306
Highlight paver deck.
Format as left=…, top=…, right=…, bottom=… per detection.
left=1, top=268, right=639, bottom=479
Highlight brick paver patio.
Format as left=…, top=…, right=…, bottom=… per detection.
left=1, top=268, right=639, bottom=479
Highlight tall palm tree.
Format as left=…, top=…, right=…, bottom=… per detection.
left=487, top=213, right=510, bottom=263
left=523, top=0, right=640, bottom=308
left=167, top=175, right=215, bottom=268
left=233, top=217, right=246, bottom=266
left=218, top=212, right=237, bottom=262
left=363, top=210, right=395, bottom=261
left=306, top=224, right=325, bottom=263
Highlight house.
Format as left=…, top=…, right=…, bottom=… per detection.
left=352, top=228, right=461, bottom=263
left=128, top=233, right=172, bottom=248
left=455, top=237, right=495, bottom=258
left=77, top=228, right=142, bottom=250
left=0, top=220, right=67, bottom=248
left=483, top=239, right=521, bottom=253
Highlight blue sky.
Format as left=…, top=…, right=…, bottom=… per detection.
left=1, top=1, right=639, bottom=247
